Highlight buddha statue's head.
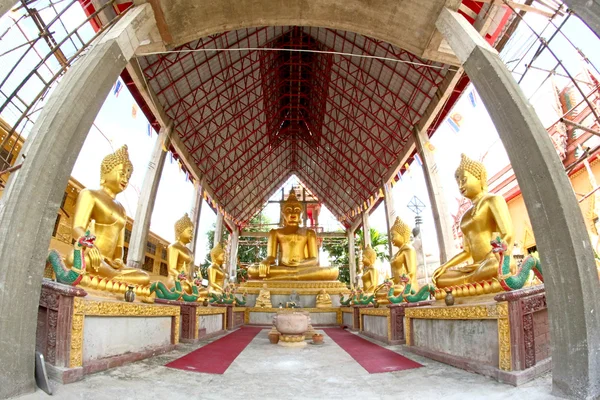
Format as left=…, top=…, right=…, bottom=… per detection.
left=391, top=217, right=411, bottom=247
left=175, top=213, right=194, bottom=244
left=210, top=242, right=225, bottom=266
left=281, top=189, right=302, bottom=227
left=363, top=245, right=377, bottom=267
left=455, top=154, right=487, bottom=200
left=100, top=145, right=134, bottom=195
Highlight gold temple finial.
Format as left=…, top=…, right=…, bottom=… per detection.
left=455, top=153, right=487, bottom=190
left=174, top=213, right=194, bottom=239
left=391, top=216, right=411, bottom=243
left=100, top=145, right=133, bottom=180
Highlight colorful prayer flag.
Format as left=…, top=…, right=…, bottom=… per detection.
left=131, top=104, right=138, bottom=119
left=113, top=80, right=123, bottom=97
left=414, top=153, right=423, bottom=166
left=147, top=123, right=152, bottom=137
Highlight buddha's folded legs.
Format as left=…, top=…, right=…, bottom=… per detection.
left=435, top=261, right=497, bottom=288
left=95, top=262, right=151, bottom=286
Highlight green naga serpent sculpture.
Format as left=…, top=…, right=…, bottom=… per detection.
left=353, top=289, right=377, bottom=306
left=490, top=236, right=543, bottom=291
left=46, top=230, right=96, bottom=286
left=150, top=273, right=204, bottom=302
left=384, top=277, right=435, bottom=304
left=340, top=290, right=355, bottom=306
left=209, top=285, right=247, bottom=306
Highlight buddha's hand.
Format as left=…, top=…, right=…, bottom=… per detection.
left=432, top=265, right=447, bottom=285
left=85, top=247, right=102, bottom=272
left=258, top=262, right=270, bottom=277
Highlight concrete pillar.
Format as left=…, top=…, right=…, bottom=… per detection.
left=229, top=227, right=239, bottom=282
left=214, top=211, right=224, bottom=246
left=0, top=5, right=156, bottom=398
left=362, top=212, right=371, bottom=248
left=0, top=1, right=17, bottom=20
left=413, top=127, right=455, bottom=263
left=189, top=180, right=203, bottom=257
left=127, top=126, right=170, bottom=268
left=437, top=8, right=600, bottom=399
left=563, top=0, right=600, bottom=40
left=348, top=229, right=356, bottom=287
left=382, top=182, right=396, bottom=260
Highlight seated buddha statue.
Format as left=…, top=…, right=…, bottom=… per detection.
left=255, top=284, right=272, bottom=307
left=207, top=243, right=226, bottom=294
left=389, top=216, right=418, bottom=293
left=153, top=213, right=203, bottom=296
left=432, top=154, right=515, bottom=289
left=360, top=246, right=379, bottom=294
left=69, top=145, right=150, bottom=290
left=315, top=289, right=332, bottom=308
left=247, top=189, right=338, bottom=281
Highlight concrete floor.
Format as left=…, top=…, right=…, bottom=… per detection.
left=17, top=329, right=561, bottom=400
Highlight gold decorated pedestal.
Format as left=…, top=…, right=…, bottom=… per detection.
left=238, top=280, right=348, bottom=295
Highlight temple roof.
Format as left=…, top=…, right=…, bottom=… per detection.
left=137, top=26, right=449, bottom=225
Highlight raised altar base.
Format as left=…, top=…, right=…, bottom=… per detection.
left=36, top=280, right=179, bottom=384
left=245, top=307, right=342, bottom=326
left=405, top=286, right=550, bottom=386
left=239, top=280, right=347, bottom=307
left=155, top=299, right=228, bottom=342
left=210, top=304, right=245, bottom=331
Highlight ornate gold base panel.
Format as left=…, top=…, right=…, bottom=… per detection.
left=244, top=307, right=343, bottom=325
left=70, top=297, right=180, bottom=368
left=405, top=302, right=511, bottom=371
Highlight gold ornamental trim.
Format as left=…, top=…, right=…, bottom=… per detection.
left=404, top=302, right=511, bottom=371
left=340, top=307, right=353, bottom=313
left=243, top=307, right=342, bottom=325
left=70, top=298, right=180, bottom=368
left=238, top=281, right=349, bottom=295
left=404, top=303, right=505, bottom=320
left=359, top=308, right=390, bottom=317
left=196, top=307, right=227, bottom=316
left=233, top=307, right=247, bottom=312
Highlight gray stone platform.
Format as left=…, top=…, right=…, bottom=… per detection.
left=16, top=329, right=560, bottom=400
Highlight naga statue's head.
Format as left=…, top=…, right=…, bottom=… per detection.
left=175, top=213, right=194, bottom=244
left=455, top=153, right=488, bottom=200
left=281, top=189, right=302, bottom=227
left=100, top=145, right=134, bottom=194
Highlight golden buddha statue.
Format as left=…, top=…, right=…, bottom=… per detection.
left=255, top=283, right=272, bottom=307
left=71, top=145, right=150, bottom=293
left=207, top=243, right=227, bottom=294
left=153, top=213, right=199, bottom=294
left=315, top=289, right=332, bottom=308
left=390, top=217, right=418, bottom=293
left=432, top=154, right=515, bottom=296
left=247, top=189, right=338, bottom=281
left=360, top=246, right=379, bottom=294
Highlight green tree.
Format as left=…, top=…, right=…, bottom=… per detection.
left=356, top=227, right=390, bottom=261
left=200, top=213, right=271, bottom=282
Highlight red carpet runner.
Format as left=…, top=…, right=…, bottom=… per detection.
left=323, top=328, right=422, bottom=373
left=166, top=327, right=261, bottom=374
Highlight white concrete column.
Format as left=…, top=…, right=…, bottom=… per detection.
left=347, top=229, right=356, bottom=287
left=0, top=5, right=156, bottom=398
left=127, top=125, right=170, bottom=268
left=438, top=8, right=600, bottom=399
left=382, top=182, right=396, bottom=260
left=214, top=211, right=224, bottom=246
left=413, top=127, right=455, bottom=263
left=362, top=212, right=371, bottom=248
left=0, top=1, right=17, bottom=20
left=228, top=227, right=239, bottom=282
left=189, top=180, right=203, bottom=256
